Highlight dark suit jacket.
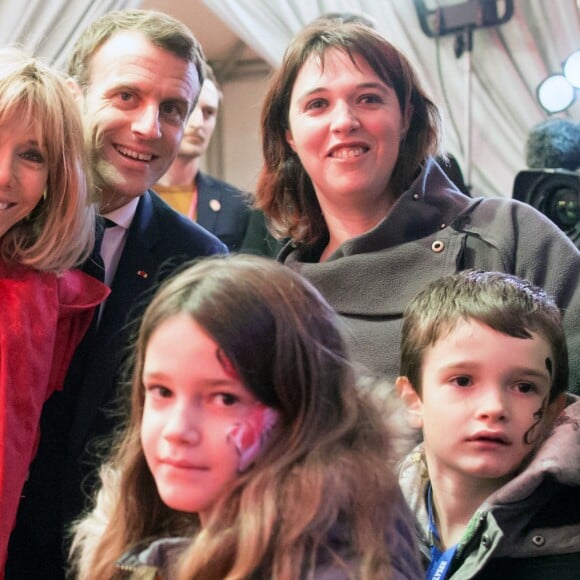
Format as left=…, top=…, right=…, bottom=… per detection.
left=6, top=191, right=226, bottom=579
left=240, top=209, right=286, bottom=258
left=195, top=171, right=251, bottom=252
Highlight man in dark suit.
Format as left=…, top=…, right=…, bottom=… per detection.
left=6, top=9, right=226, bottom=579
left=155, top=65, right=251, bottom=251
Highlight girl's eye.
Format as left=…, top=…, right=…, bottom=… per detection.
left=450, top=375, right=472, bottom=388
left=216, top=393, right=239, bottom=407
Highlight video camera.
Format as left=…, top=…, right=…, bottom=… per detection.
left=512, top=169, right=580, bottom=249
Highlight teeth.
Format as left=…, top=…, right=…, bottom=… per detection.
left=117, top=146, right=153, bottom=162
left=0, top=202, right=11, bottom=210
left=331, top=146, right=367, bottom=159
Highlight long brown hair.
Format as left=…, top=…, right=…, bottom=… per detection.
left=71, top=255, right=400, bottom=579
left=256, top=20, right=441, bottom=245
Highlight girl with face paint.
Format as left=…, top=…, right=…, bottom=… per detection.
left=397, top=270, right=580, bottom=580
left=70, top=255, right=423, bottom=580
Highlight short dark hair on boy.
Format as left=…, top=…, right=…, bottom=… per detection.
left=400, top=270, right=568, bottom=400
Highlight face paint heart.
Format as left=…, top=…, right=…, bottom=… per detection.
left=227, top=403, right=279, bottom=472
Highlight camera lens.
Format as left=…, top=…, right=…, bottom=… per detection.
left=512, top=169, right=580, bottom=249
left=548, top=186, right=580, bottom=229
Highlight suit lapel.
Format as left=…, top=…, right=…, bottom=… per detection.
left=99, top=192, right=159, bottom=334
left=68, top=193, right=161, bottom=453
left=196, top=172, right=221, bottom=235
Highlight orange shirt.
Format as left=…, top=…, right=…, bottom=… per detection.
left=154, top=182, right=198, bottom=220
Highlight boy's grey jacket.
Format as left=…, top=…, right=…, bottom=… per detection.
left=398, top=396, right=580, bottom=579
left=280, top=157, right=580, bottom=394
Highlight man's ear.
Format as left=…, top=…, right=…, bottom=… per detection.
left=65, top=77, right=83, bottom=104
left=395, top=376, right=423, bottom=429
left=285, top=128, right=296, bottom=153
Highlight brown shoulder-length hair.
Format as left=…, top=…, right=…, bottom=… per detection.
left=0, top=46, right=95, bottom=272
left=71, top=254, right=399, bottom=580
left=256, top=20, right=441, bottom=245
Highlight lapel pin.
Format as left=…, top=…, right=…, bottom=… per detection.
left=137, top=270, right=149, bottom=279
left=209, top=199, right=221, bottom=212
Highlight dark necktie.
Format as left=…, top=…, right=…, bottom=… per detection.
left=83, top=217, right=115, bottom=282
left=82, top=217, right=115, bottom=333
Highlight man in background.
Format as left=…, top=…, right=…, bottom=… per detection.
left=155, top=64, right=251, bottom=251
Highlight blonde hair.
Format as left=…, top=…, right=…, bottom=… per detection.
left=71, top=255, right=401, bottom=579
left=0, top=46, right=94, bottom=272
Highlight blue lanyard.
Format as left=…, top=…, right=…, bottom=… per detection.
left=425, top=484, right=459, bottom=580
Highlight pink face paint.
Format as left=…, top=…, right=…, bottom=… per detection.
left=227, top=403, right=279, bottom=472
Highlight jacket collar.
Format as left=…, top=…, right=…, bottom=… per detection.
left=117, top=537, right=190, bottom=577
left=282, top=157, right=474, bottom=263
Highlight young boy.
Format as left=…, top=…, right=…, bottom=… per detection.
left=397, top=270, right=580, bottom=580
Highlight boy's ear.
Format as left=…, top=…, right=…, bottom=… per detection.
left=546, top=393, right=567, bottom=425
left=395, top=376, right=423, bottom=429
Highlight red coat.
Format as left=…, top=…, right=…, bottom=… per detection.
left=0, top=261, right=109, bottom=572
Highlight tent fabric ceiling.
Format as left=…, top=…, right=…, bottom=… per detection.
left=1, top=0, right=577, bottom=200
left=201, top=0, right=580, bottom=199
left=0, top=0, right=141, bottom=70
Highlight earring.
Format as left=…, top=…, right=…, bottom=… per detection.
left=42, top=186, right=47, bottom=201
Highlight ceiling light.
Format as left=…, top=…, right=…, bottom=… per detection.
left=537, top=74, right=576, bottom=113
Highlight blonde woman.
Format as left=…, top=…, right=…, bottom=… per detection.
left=0, top=47, right=108, bottom=567
left=71, top=255, right=421, bottom=579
